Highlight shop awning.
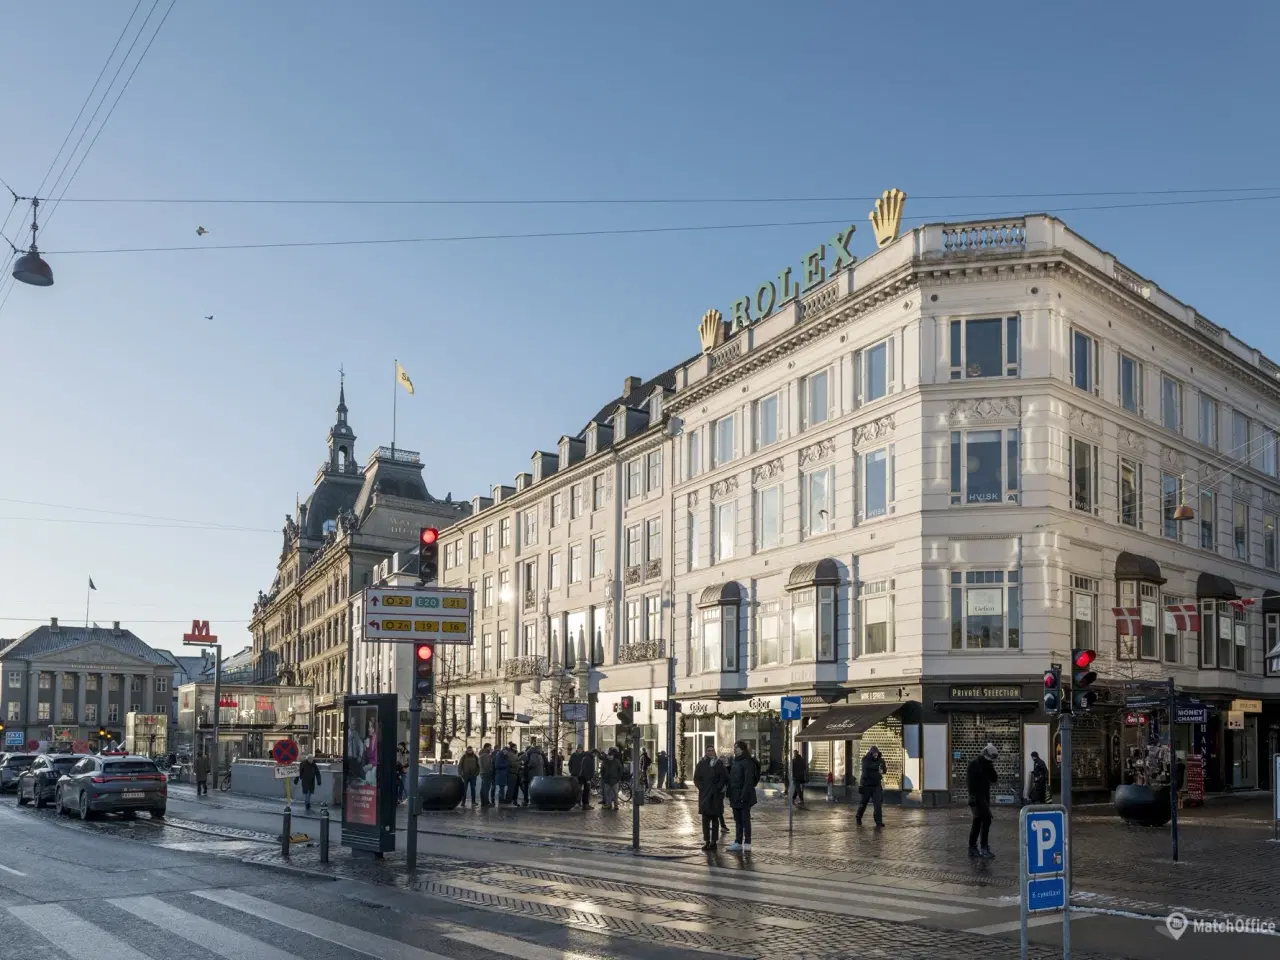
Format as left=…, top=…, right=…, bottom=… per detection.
left=794, top=702, right=899, bottom=742
left=1115, top=551, right=1166, bottom=584
left=1196, top=572, right=1238, bottom=601
left=698, top=582, right=743, bottom=608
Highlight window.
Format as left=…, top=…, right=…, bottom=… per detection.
left=156, top=677, right=168, bottom=693
left=1229, top=408, right=1248, bottom=461
left=84, top=703, right=97, bottom=722
left=498, top=628, right=510, bottom=660
left=818, top=587, right=835, bottom=661
left=715, top=501, right=735, bottom=561
left=569, top=484, right=583, bottom=520
left=1161, top=376, right=1181, bottom=433
left=1235, top=607, right=1249, bottom=672
left=590, top=537, right=605, bottom=578
left=482, top=525, right=493, bottom=554
left=950, top=570, right=1020, bottom=649
left=1119, top=354, right=1143, bottom=414
left=1264, top=429, right=1279, bottom=477
left=756, top=486, right=780, bottom=550
left=687, top=430, right=702, bottom=480
left=500, top=518, right=511, bottom=548
left=1200, top=490, right=1216, bottom=550
left=521, top=623, right=536, bottom=656
left=861, top=580, right=894, bottom=655
left=1071, top=576, right=1097, bottom=651
left=714, top=415, right=735, bottom=467
left=626, top=459, right=643, bottom=499
left=521, top=561, right=536, bottom=607
left=6, top=672, right=18, bottom=688
left=625, top=525, right=642, bottom=568
left=951, top=429, right=1019, bottom=504
left=700, top=605, right=739, bottom=673
left=1161, top=473, right=1182, bottom=539
left=861, top=339, right=893, bottom=403
left=498, top=569, right=511, bottom=608
left=801, top=370, right=830, bottom=429
left=952, top=316, right=1019, bottom=379
left=107, top=704, right=119, bottom=723
left=1234, top=501, right=1249, bottom=560
left=469, top=532, right=480, bottom=560
left=1162, top=596, right=1184, bottom=664
left=37, top=702, right=50, bottom=721
left=1267, top=615, right=1280, bottom=677
left=626, top=599, right=642, bottom=644
left=482, top=575, right=494, bottom=608
left=5, top=702, right=17, bottom=721
left=1266, top=515, right=1278, bottom=570
left=1199, top=395, right=1218, bottom=449
left=550, top=493, right=563, bottom=527
left=1072, top=330, right=1098, bottom=393
left=688, top=511, right=701, bottom=571
left=155, top=704, right=167, bottom=716
left=522, top=510, right=538, bottom=547
left=756, top=600, right=780, bottom=666
left=646, top=450, right=662, bottom=493
left=756, top=393, right=779, bottom=449
left=646, top=595, right=662, bottom=642
left=569, top=545, right=582, bottom=584
left=548, top=554, right=561, bottom=589
left=592, top=474, right=606, bottom=511
left=1070, top=439, right=1099, bottom=514
left=646, top=517, right=662, bottom=562
left=791, top=588, right=815, bottom=661
left=806, top=468, right=832, bottom=534
left=38, top=673, right=50, bottom=689
left=862, top=447, right=893, bottom=519
left=1120, top=458, right=1143, bottom=527
left=61, top=702, right=74, bottom=722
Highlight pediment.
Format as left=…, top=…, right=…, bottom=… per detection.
left=38, top=640, right=157, bottom=670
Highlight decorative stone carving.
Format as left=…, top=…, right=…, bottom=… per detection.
left=853, top=414, right=895, bottom=447
left=1068, top=405, right=1103, bottom=437
left=1117, top=429, right=1146, bottom=453
left=687, top=490, right=699, bottom=509
left=711, top=476, right=739, bottom=500
left=1233, top=475, right=1253, bottom=499
left=1265, top=489, right=1280, bottom=511
left=799, top=437, right=836, bottom=467
left=946, top=397, right=1020, bottom=423
left=625, top=566, right=642, bottom=586
left=751, top=459, right=784, bottom=485
left=1160, top=446, right=1185, bottom=472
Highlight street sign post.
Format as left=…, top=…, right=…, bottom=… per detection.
left=361, top=587, right=473, bottom=644
left=182, top=620, right=222, bottom=783
left=1019, top=803, right=1070, bottom=960
left=274, top=763, right=299, bottom=780
left=781, top=696, right=800, bottom=834
left=1273, top=754, right=1280, bottom=842
left=272, top=739, right=299, bottom=804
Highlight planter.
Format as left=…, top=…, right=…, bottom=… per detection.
left=1113, top=783, right=1173, bottom=826
left=418, top=773, right=464, bottom=811
left=528, top=775, right=579, bottom=811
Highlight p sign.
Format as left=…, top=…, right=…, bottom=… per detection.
left=1019, top=803, right=1068, bottom=917
left=1024, top=810, right=1065, bottom=875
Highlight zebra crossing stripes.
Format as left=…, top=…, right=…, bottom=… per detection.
left=7, top=903, right=142, bottom=960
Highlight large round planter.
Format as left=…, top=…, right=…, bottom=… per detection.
left=418, top=773, right=464, bottom=811
left=1113, top=783, right=1172, bottom=826
left=528, top=775, right=579, bottom=811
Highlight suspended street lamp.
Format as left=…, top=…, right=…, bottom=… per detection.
left=11, top=197, right=53, bottom=287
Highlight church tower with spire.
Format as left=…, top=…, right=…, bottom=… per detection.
left=328, top=374, right=357, bottom=476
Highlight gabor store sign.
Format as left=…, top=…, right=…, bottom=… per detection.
left=728, top=225, right=858, bottom=332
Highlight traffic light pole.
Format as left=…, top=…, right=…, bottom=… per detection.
left=1060, top=709, right=1073, bottom=958
left=211, top=643, right=222, bottom=779
left=1167, top=677, right=1179, bottom=863
left=407, top=695, right=420, bottom=870
left=631, top=725, right=641, bottom=851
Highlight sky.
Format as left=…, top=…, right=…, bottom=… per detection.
left=1, top=1, right=1278, bottom=653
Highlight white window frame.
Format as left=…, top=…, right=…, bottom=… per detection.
left=1161, top=376, right=1182, bottom=433
left=950, top=570, right=1021, bottom=650
left=805, top=468, right=833, bottom=535
left=469, top=532, right=480, bottom=559
left=860, top=446, right=895, bottom=520
left=499, top=518, right=511, bottom=548
left=1119, top=457, right=1143, bottom=528
left=626, top=459, right=643, bottom=500
left=646, top=595, right=662, bottom=643
left=1070, top=576, right=1097, bottom=652
left=155, top=677, right=168, bottom=693
left=755, top=393, right=780, bottom=450
left=592, top=474, right=606, bottom=511
left=1069, top=438, right=1100, bottom=515
left=1162, top=594, right=1185, bottom=664
left=1199, top=394, right=1218, bottom=449
left=483, top=525, right=495, bottom=553
left=756, top=485, right=780, bottom=550
left=1266, top=514, right=1278, bottom=571
left=950, top=428, right=1019, bottom=505
left=859, top=338, right=895, bottom=404
left=1161, top=473, right=1182, bottom=540
left=568, top=545, right=582, bottom=584
left=569, top=484, right=583, bottom=520
left=951, top=316, right=1020, bottom=380
left=522, top=510, right=537, bottom=547
left=713, top=415, right=735, bottom=467
left=1071, top=329, right=1099, bottom=395
left=590, top=536, right=605, bottom=578
left=687, top=430, right=702, bottom=480
left=482, top=575, right=494, bottom=608
left=625, top=525, right=642, bottom=568
left=1233, top=500, right=1249, bottom=561
left=800, top=369, right=831, bottom=430
left=1119, top=353, right=1143, bottom=415
left=1118, top=581, right=1161, bottom=660
left=625, top=599, right=642, bottom=645
left=860, top=579, right=894, bottom=656
left=107, top=704, right=119, bottom=723
left=688, top=510, right=701, bottom=571
left=645, top=517, right=662, bottom=562
left=755, top=599, right=781, bottom=667
left=1200, top=489, right=1216, bottom=551
left=714, top=501, right=735, bottom=562
left=647, top=450, right=662, bottom=494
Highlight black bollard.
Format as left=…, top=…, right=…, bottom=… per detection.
left=319, top=803, right=330, bottom=864
left=281, top=804, right=291, bottom=859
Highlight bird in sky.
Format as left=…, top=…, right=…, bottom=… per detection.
left=196, top=226, right=208, bottom=236
left=204, top=315, right=214, bottom=320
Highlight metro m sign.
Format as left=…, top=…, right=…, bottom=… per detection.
left=182, top=620, right=219, bottom=646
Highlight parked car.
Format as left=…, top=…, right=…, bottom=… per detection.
left=54, top=754, right=167, bottom=820
left=16, top=754, right=86, bottom=808
left=0, top=753, right=37, bottom=793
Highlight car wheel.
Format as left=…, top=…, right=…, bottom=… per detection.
left=78, top=791, right=93, bottom=821
left=16, top=784, right=29, bottom=806
left=34, top=784, right=47, bottom=809
left=54, top=786, right=64, bottom=814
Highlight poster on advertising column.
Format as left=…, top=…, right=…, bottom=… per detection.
left=341, top=693, right=397, bottom=855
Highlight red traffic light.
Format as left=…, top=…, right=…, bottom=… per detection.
left=420, top=527, right=440, bottom=546
left=1044, top=672, right=1057, bottom=687
left=1073, top=649, right=1097, bottom=669
left=416, top=644, right=434, bottom=661
left=619, top=695, right=634, bottom=709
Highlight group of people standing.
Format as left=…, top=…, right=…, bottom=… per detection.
left=693, top=740, right=760, bottom=851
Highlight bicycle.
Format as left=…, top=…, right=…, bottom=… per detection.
left=219, top=770, right=232, bottom=791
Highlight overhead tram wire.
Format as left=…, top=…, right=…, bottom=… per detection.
left=0, top=616, right=253, bottom=625
left=0, top=516, right=276, bottom=533
left=0, top=495, right=279, bottom=531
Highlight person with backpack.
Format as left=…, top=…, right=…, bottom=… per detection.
left=1028, top=750, right=1049, bottom=804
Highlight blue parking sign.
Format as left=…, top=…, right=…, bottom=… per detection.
left=1024, top=810, right=1065, bottom=876
left=1020, top=805, right=1068, bottom=914
left=780, top=696, right=802, bottom=721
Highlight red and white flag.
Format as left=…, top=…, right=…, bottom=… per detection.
left=1229, top=597, right=1257, bottom=613
left=1166, top=603, right=1200, bottom=632
left=1111, top=606, right=1143, bottom=636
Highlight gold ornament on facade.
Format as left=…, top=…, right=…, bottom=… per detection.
left=869, top=188, right=907, bottom=248
left=699, top=308, right=726, bottom=353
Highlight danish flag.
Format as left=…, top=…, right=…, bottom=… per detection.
left=1229, top=597, right=1257, bottom=613
left=1166, top=603, right=1200, bottom=632
left=1111, top=606, right=1143, bottom=636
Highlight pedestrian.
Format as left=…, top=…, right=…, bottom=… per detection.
left=790, top=749, right=808, bottom=806
left=459, top=746, right=480, bottom=806
left=552, top=748, right=565, bottom=777
left=725, top=741, right=759, bottom=852
left=295, top=754, right=321, bottom=812
left=494, top=744, right=511, bottom=804
left=578, top=746, right=596, bottom=809
left=856, top=745, right=887, bottom=827
left=479, top=743, right=495, bottom=807
left=505, top=743, right=520, bottom=804
left=1028, top=750, right=1049, bottom=804
left=194, top=749, right=210, bottom=796
left=694, top=744, right=727, bottom=850
left=657, top=750, right=669, bottom=789
left=600, top=748, right=621, bottom=809
left=967, top=743, right=999, bottom=859
left=639, top=748, right=652, bottom=790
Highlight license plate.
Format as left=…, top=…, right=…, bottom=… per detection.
left=121, top=792, right=145, bottom=799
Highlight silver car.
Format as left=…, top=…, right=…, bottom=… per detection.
left=55, top=754, right=167, bottom=820
left=0, top=753, right=36, bottom=793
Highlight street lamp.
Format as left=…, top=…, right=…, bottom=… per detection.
left=11, top=198, right=53, bottom=287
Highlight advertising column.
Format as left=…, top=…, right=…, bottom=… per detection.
left=341, top=693, right=398, bottom=857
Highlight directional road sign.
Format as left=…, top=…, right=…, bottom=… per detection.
left=273, top=762, right=300, bottom=780
left=361, top=587, right=473, bottom=644
left=781, top=696, right=802, bottom=721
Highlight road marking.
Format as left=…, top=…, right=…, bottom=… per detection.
left=8, top=903, right=147, bottom=960
left=0, top=864, right=25, bottom=876
left=192, top=888, right=455, bottom=960
left=964, top=913, right=1099, bottom=935
left=110, top=895, right=304, bottom=960
left=434, top=920, right=606, bottom=960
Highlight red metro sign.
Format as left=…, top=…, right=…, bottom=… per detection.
left=183, top=620, right=219, bottom=646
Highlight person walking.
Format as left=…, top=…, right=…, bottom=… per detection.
left=295, top=755, right=321, bottom=812
left=600, top=747, right=621, bottom=810
left=496, top=744, right=513, bottom=804
left=657, top=750, right=669, bottom=789
left=396, top=742, right=409, bottom=804
left=194, top=750, right=210, bottom=796
left=725, top=741, right=759, bottom=852
left=459, top=746, right=481, bottom=806
left=967, top=743, right=999, bottom=859
left=1028, top=750, right=1049, bottom=804
left=520, top=742, right=545, bottom=806
left=856, top=745, right=887, bottom=827
left=694, top=744, right=727, bottom=850
left=479, top=743, right=495, bottom=807
left=573, top=746, right=595, bottom=809
left=790, top=750, right=808, bottom=806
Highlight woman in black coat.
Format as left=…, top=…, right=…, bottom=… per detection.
left=693, top=745, right=727, bottom=850
left=726, top=740, right=759, bottom=851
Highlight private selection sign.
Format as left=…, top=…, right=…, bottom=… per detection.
left=360, top=587, right=473, bottom=644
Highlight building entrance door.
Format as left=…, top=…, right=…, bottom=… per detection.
left=1231, top=716, right=1258, bottom=788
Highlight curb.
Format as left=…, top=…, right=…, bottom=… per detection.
left=412, top=824, right=692, bottom=861
left=238, top=858, right=338, bottom=882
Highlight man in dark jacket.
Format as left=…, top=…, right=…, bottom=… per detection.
left=494, top=744, right=511, bottom=805
left=790, top=750, right=808, bottom=806
left=967, top=743, right=999, bottom=858
left=1028, top=751, right=1049, bottom=804
left=726, top=741, right=759, bottom=852
left=478, top=744, right=496, bottom=807
left=575, top=747, right=596, bottom=808
left=296, top=755, right=321, bottom=812
left=599, top=748, right=622, bottom=809
left=694, top=745, right=727, bottom=850
left=194, top=750, right=211, bottom=796
left=458, top=746, right=480, bottom=806
left=856, top=746, right=887, bottom=827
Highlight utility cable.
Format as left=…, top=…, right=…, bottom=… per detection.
left=0, top=515, right=276, bottom=533
left=0, top=495, right=276, bottom=531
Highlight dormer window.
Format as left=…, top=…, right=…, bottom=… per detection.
left=560, top=440, right=570, bottom=465
left=585, top=429, right=597, bottom=457
left=649, top=393, right=663, bottom=423
left=614, top=411, right=626, bottom=439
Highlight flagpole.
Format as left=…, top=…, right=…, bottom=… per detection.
left=85, top=580, right=91, bottom=628
left=392, top=358, right=398, bottom=455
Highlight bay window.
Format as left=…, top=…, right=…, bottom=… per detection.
left=1235, top=608, right=1249, bottom=673
left=1266, top=613, right=1280, bottom=676
left=860, top=338, right=894, bottom=403
left=1070, top=439, right=1099, bottom=514
left=861, top=580, right=894, bottom=655
left=951, top=428, right=1019, bottom=504
left=950, top=570, right=1020, bottom=649
left=789, top=585, right=836, bottom=662
left=1162, top=596, right=1184, bottom=663
left=697, top=585, right=741, bottom=673
left=756, top=485, right=780, bottom=550
left=1118, top=581, right=1159, bottom=659
left=1119, top=354, right=1143, bottom=414
left=756, top=600, right=781, bottom=666
left=951, top=316, right=1019, bottom=380
left=806, top=468, right=832, bottom=535
left=861, top=447, right=894, bottom=519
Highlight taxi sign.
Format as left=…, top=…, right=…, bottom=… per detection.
left=361, top=587, right=473, bottom=644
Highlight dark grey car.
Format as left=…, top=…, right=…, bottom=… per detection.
left=55, top=755, right=167, bottom=820
left=0, top=753, right=36, bottom=793
left=16, top=754, right=86, bottom=808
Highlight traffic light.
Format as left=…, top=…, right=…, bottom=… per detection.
left=616, top=695, right=634, bottom=727
left=1071, top=648, right=1098, bottom=713
left=419, top=527, right=440, bottom=582
left=414, top=643, right=435, bottom=698
left=1042, top=664, right=1062, bottom=715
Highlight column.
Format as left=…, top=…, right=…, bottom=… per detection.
left=76, top=673, right=87, bottom=728
left=53, top=673, right=63, bottom=728
left=143, top=672, right=154, bottom=714
left=100, top=673, right=110, bottom=729
left=27, top=666, right=40, bottom=729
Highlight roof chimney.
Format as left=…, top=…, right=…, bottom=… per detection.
left=623, top=376, right=642, bottom=397
left=49, top=617, right=58, bottom=630
left=112, top=621, right=121, bottom=634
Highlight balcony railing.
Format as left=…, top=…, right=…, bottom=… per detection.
left=523, top=590, right=537, bottom=612
left=941, top=220, right=1026, bottom=253
left=374, top=445, right=421, bottom=463
left=504, top=655, right=548, bottom=681
left=618, top=639, right=666, bottom=664
left=644, top=558, right=662, bottom=581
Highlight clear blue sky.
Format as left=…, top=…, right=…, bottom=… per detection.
left=1, top=1, right=1277, bottom=652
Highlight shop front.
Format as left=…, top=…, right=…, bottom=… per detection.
left=793, top=685, right=921, bottom=802
left=925, top=682, right=1043, bottom=806
left=177, top=683, right=313, bottom=773
left=674, top=695, right=782, bottom=782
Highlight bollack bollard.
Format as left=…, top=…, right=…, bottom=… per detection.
left=281, top=804, right=292, bottom=859
left=319, top=803, right=330, bottom=863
